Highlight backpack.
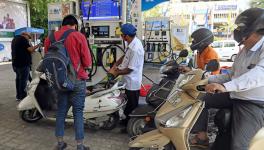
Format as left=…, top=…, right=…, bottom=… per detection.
left=42, top=29, right=80, bottom=91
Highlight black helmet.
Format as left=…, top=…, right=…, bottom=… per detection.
left=234, top=8, right=264, bottom=45
left=62, top=14, right=81, bottom=30
left=190, top=28, right=214, bottom=51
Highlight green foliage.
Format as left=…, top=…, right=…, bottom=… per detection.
left=251, top=0, right=264, bottom=8
left=27, top=0, right=71, bottom=36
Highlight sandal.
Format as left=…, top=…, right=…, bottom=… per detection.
left=189, top=135, right=209, bottom=149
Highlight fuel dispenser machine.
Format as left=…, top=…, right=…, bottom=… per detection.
left=81, top=0, right=126, bottom=86
left=144, top=17, right=172, bottom=63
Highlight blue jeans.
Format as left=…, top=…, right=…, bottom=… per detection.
left=13, top=66, right=30, bottom=99
left=55, top=80, right=86, bottom=140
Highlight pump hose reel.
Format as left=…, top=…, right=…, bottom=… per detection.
left=158, top=43, right=172, bottom=62
left=101, top=44, right=125, bottom=72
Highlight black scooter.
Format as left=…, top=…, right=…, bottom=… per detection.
left=127, top=50, right=189, bottom=137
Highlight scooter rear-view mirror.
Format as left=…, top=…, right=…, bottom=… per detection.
left=206, top=59, right=219, bottom=72
left=178, top=49, right=189, bottom=58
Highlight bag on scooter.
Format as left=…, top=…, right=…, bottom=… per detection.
left=42, top=29, right=79, bottom=91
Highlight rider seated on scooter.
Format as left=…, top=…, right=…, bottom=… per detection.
left=179, top=27, right=220, bottom=148
left=180, top=28, right=220, bottom=75
left=181, top=8, right=264, bottom=150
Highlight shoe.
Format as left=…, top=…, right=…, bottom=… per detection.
left=55, top=142, right=67, bottom=150
left=77, top=145, right=90, bottom=150
left=189, top=135, right=209, bottom=149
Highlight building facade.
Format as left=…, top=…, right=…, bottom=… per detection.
left=169, top=0, right=239, bottom=40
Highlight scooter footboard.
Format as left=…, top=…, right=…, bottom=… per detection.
left=129, top=129, right=170, bottom=148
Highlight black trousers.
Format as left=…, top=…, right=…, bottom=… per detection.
left=13, top=66, right=30, bottom=100
left=193, top=92, right=264, bottom=150
left=124, top=89, right=140, bottom=124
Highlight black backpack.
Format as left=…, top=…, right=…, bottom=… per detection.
left=42, top=29, right=80, bottom=91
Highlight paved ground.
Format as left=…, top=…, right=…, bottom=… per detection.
left=0, top=64, right=147, bottom=150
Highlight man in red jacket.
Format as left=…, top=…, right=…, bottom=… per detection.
left=44, top=14, right=92, bottom=150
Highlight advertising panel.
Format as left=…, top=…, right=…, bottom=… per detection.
left=0, top=1, right=28, bottom=36
left=48, top=2, right=75, bottom=31
left=0, top=0, right=28, bottom=62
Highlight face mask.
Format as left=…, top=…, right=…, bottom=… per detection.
left=190, top=40, right=199, bottom=51
left=234, top=29, right=243, bottom=44
left=190, top=41, right=206, bottom=52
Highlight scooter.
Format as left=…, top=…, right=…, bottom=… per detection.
left=128, top=59, right=236, bottom=150
left=17, top=71, right=127, bottom=130
left=127, top=50, right=189, bottom=137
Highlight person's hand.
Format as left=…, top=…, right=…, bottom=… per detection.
left=205, top=83, right=227, bottom=94
left=108, top=65, right=118, bottom=77
left=179, top=66, right=192, bottom=73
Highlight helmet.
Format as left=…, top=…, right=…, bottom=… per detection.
left=62, top=14, right=81, bottom=31
left=234, top=8, right=264, bottom=44
left=121, top=23, right=137, bottom=36
left=190, top=28, right=214, bottom=51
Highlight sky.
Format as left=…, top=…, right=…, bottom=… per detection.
left=238, top=0, right=251, bottom=10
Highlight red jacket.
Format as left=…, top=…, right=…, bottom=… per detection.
left=44, top=26, right=92, bottom=80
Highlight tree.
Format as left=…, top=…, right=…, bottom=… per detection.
left=27, top=0, right=71, bottom=36
left=251, top=0, right=264, bottom=8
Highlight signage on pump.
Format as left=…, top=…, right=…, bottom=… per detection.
left=0, top=43, right=4, bottom=51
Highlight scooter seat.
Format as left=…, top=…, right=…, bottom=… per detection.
left=86, top=88, right=106, bottom=96
left=129, top=104, right=156, bottom=117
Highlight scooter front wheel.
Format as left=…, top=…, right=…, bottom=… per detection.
left=127, top=117, right=147, bottom=137
left=129, top=143, right=176, bottom=150
left=20, top=109, right=42, bottom=123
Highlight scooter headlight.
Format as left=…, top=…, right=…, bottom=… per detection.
left=158, top=105, right=192, bottom=128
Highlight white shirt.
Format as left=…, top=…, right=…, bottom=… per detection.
left=118, top=37, right=144, bottom=90
left=209, top=36, right=264, bottom=101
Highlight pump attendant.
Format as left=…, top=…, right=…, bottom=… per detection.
left=109, top=23, right=144, bottom=132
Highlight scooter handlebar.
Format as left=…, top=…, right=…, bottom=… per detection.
left=196, top=85, right=206, bottom=91
left=196, top=85, right=221, bottom=94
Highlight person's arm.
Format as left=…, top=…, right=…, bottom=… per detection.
left=27, top=44, right=40, bottom=53
left=223, top=51, right=264, bottom=92
left=110, top=49, right=140, bottom=76
left=115, top=67, right=133, bottom=75
left=115, top=55, right=125, bottom=66
left=21, top=37, right=39, bottom=53
left=208, top=73, right=232, bottom=84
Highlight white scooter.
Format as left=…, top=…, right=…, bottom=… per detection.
left=17, top=72, right=127, bottom=130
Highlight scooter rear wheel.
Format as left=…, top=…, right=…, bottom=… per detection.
left=129, top=143, right=176, bottom=150
left=101, top=113, right=119, bottom=130
left=20, top=109, right=42, bottom=123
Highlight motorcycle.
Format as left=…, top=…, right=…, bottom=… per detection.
left=128, top=59, right=237, bottom=150
left=127, top=50, right=189, bottom=137
left=17, top=71, right=127, bottom=130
